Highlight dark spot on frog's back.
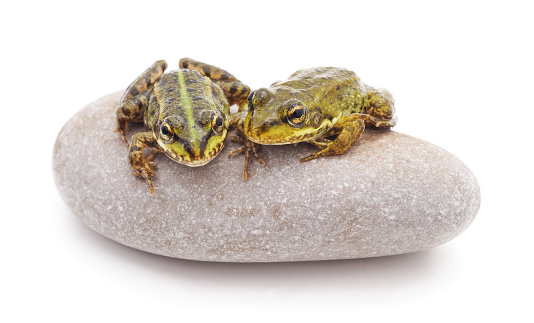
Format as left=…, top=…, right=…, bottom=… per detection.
left=144, top=74, right=152, bottom=87
left=166, top=87, right=176, bottom=93
left=186, top=78, right=197, bottom=85
left=121, top=107, right=131, bottom=117
left=193, top=96, right=203, bottom=102
left=202, top=65, right=212, bottom=77
left=165, top=98, right=175, bottom=105
left=129, top=87, right=139, bottom=97
left=187, top=88, right=196, bottom=93
left=229, top=84, right=238, bottom=95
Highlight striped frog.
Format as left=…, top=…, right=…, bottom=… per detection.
left=115, top=58, right=249, bottom=193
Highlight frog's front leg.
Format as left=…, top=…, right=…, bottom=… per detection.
left=129, top=131, right=161, bottom=194
left=300, top=116, right=365, bottom=162
left=227, top=110, right=265, bottom=180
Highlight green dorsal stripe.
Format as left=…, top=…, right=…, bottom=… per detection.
left=176, top=70, right=197, bottom=145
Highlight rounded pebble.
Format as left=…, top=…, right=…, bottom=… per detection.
left=53, top=92, right=480, bottom=262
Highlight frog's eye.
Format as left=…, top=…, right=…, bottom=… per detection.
left=211, top=114, right=224, bottom=134
left=160, top=122, right=175, bottom=142
left=287, top=104, right=308, bottom=126
left=247, top=88, right=271, bottom=111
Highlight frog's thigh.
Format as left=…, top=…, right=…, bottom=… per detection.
left=129, top=132, right=160, bottom=194
left=179, top=58, right=250, bottom=106
left=121, top=60, right=167, bottom=103
left=300, top=118, right=365, bottom=162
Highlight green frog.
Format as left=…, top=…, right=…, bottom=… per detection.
left=115, top=58, right=250, bottom=194
left=243, top=67, right=397, bottom=163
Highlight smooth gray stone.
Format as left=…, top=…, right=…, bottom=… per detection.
left=53, top=92, right=480, bottom=262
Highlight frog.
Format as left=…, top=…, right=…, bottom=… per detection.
left=243, top=67, right=397, bottom=164
left=115, top=58, right=251, bottom=194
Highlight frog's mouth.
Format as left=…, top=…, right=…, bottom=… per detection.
left=164, top=148, right=219, bottom=167
left=163, top=138, right=225, bottom=167
left=245, top=112, right=316, bottom=145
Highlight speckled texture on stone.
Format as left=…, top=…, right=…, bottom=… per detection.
left=53, top=91, right=480, bottom=262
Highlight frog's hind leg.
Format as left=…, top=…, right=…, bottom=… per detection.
left=115, top=60, right=167, bottom=147
left=363, top=85, right=397, bottom=127
left=179, top=58, right=251, bottom=107
left=121, top=60, right=167, bottom=102
left=300, top=116, right=365, bottom=162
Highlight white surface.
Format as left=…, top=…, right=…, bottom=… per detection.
left=1, top=0, right=533, bottom=321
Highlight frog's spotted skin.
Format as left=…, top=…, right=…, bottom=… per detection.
left=244, top=67, right=397, bottom=162
left=179, top=58, right=250, bottom=107
left=116, top=59, right=249, bottom=193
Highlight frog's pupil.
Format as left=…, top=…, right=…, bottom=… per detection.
left=292, top=108, right=303, bottom=119
left=162, top=126, right=170, bottom=136
left=215, top=116, right=222, bottom=127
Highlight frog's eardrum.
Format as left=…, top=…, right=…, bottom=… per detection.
left=53, top=92, right=480, bottom=262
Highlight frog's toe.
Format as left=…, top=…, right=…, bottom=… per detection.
left=145, top=149, right=158, bottom=161
left=228, top=145, right=246, bottom=157
left=231, top=135, right=245, bottom=143
left=300, top=154, right=319, bottom=163
left=133, top=165, right=156, bottom=194
left=228, top=139, right=265, bottom=180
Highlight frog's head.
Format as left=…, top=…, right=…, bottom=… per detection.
left=155, top=109, right=228, bottom=167
left=244, top=88, right=326, bottom=145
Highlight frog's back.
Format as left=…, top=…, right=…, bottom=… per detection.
left=282, top=67, right=367, bottom=116
left=287, top=67, right=358, bottom=88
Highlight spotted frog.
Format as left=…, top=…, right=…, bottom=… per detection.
left=243, top=67, right=397, bottom=163
left=116, top=58, right=250, bottom=193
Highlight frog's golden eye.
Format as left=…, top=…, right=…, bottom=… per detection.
left=287, top=104, right=308, bottom=126
left=160, top=122, right=174, bottom=142
left=211, top=114, right=224, bottom=134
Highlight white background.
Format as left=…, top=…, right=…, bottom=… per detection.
left=2, top=0, right=533, bottom=321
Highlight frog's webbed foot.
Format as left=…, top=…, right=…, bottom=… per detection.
left=129, top=132, right=160, bottom=194
left=300, top=118, right=365, bottom=162
left=228, top=134, right=265, bottom=180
